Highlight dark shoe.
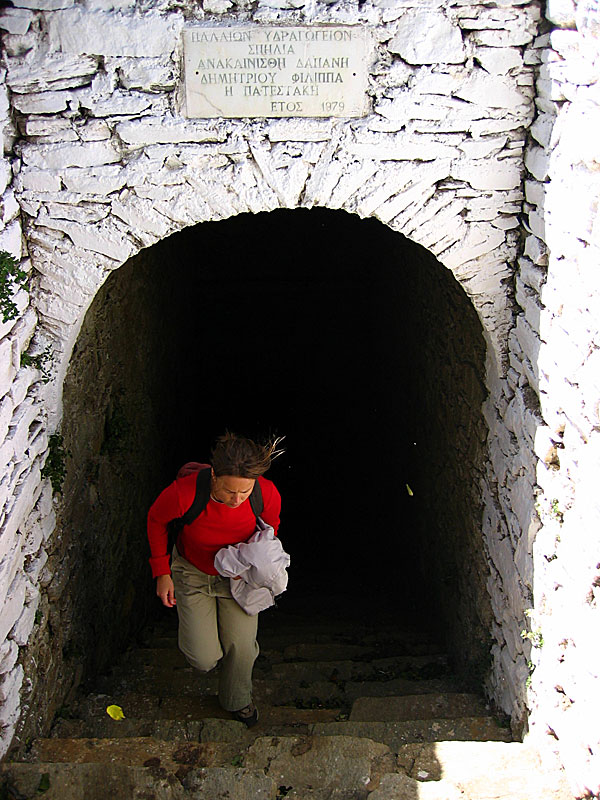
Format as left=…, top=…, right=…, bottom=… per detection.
left=232, top=702, right=259, bottom=727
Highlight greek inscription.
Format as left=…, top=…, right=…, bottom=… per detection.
left=183, top=26, right=371, bottom=118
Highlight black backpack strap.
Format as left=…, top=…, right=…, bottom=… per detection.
left=179, top=467, right=212, bottom=527
left=168, top=469, right=264, bottom=553
left=167, top=467, right=211, bottom=550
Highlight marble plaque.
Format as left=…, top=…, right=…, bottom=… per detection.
left=183, top=26, right=372, bottom=118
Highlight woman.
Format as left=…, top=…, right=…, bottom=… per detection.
left=147, top=432, right=283, bottom=726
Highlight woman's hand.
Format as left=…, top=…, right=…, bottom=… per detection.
left=156, top=574, right=176, bottom=607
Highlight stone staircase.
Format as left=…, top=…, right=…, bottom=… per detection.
left=1, top=594, right=573, bottom=799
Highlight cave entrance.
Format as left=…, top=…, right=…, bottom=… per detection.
left=60, top=207, right=490, bottom=685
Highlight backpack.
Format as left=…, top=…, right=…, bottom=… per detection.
left=167, top=465, right=264, bottom=551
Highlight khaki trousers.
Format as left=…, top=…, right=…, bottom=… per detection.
left=171, top=546, right=259, bottom=712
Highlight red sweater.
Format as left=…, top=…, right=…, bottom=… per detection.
left=147, top=472, right=281, bottom=578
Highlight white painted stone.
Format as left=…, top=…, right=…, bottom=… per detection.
left=18, top=170, right=62, bottom=193
left=87, top=0, right=135, bottom=10
left=0, top=8, right=33, bottom=35
left=442, top=222, right=507, bottom=270
left=472, top=28, right=536, bottom=48
left=76, top=120, right=111, bottom=143
left=0, top=220, right=23, bottom=260
left=0, top=575, right=26, bottom=642
left=267, top=120, right=333, bottom=142
left=475, top=46, right=523, bottom=75
left=388, top=11, right=465, bottom=65
left=6, top=56, right=99, bottom=94
left=10, top=595, right=39, bottom=646
left=111, top=195, right=172, bottom=237
left=451, top=159, right=522, bottom=191
left=530, top=114, right=555, bottom=149
left=546, top=0, right=576, bottom=28
left=491, top=215, right=519, bottom=230
left=25, top=547, right=48, bottom=583
left=203, top=0, right=233, bottom=12
left=454, top=70, right=527, bottom=109
left=12, top=0, right=74, bottom=8
left=34, top=215, right=132, bottom=262
left=0, top=665, right=23, bottom=704
left=369, top=161, right=452, bottom=222
left=0, top=338, right=17, bottom=399
left=62, top=165, right=127, bottom=195
left=21, top=141, right=121, bottom=170
left=1, top=191, right=19, bottom=227
left=8, top=399, right=39, bottom=459
left=83, top=91, right=153, bottom=118
left=0, top=668, right=23, bottom=727
left=116, top=118, right=226, bottom=146
left=470, top=118, right=527, bottom=137
left=47, top=8, right=182, bottom=58
left=347, top=133, right=460, bottom=161
left=0, top=436, right=13, bottom=475
left=45, top=203, right=109, bottom=225
left=114, top=57, right=177, bottom=92
left=11, top=308, right=38, bottom=358
left=0, top=161, right=11, bottom=195
left=0, top=640, right=18, bottom=674
left=458, top=137, right=507, bottom=159
left=9, top=368, right=35, bottom=409
left=523, top=237, right=548, bottom=268
left=22, top=118, right=74, bottom=139
left=0, top=394, right=14, bottom=445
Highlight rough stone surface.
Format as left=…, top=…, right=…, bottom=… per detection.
left=0, top=0, right=597, bottom=795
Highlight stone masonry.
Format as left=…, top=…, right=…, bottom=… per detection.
left=0, top=0, right=598, bottom=795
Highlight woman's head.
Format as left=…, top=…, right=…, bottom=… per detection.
left=211, top=432, right=284, bottom=479
left=210, top=432, right=284, bottom=508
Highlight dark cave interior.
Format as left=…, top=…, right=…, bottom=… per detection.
left=57, top=206, right=491, bottom=693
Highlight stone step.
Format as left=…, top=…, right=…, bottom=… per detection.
left=0, top=761, right=275, bottom=800
left=244, top=734, right=397, bottom=797
left=91, top=653, right=450, bottom=701
left=258, top=675, right=466, bottom=709
left=344, top=676, right=465, bottom=703
left=279, top=640, right=442, bottom=661
left=4, top=739, right=570, bottom=800
left=29, top=736, right=241, bottom=770
left=119, top=637, right=442, bottom=675
left=16, top=734, right=399, bottom=799
left=349, top=692, right=490, bottom=721
left=311, top=717, right=513, bottom=750
left=394, top=740, right=574, bottom=799
left=92, top=665, right=220, bottom=696
left=269, top=653, right=449, bottom=685
left=52, top=706, right=342, bottom=741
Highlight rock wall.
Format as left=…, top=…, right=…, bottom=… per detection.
left=0, top=0, right=597, bottom=793
left=518, top=1, right=600, bottom=795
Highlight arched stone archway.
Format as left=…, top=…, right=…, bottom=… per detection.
left=19, top=206, right=497, bottom=747
left=0, top=0, right=546, bottom=769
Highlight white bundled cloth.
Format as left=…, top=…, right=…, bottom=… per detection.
left=214, top=518, right=290, bottom=616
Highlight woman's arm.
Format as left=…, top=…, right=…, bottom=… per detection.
left=147, top=480, right=182, bottom=578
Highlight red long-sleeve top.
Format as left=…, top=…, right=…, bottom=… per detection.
left=147, top=471, right=282, bottom=578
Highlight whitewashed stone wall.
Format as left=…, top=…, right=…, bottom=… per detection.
left=0, top=0, right=596, bottom=793
left=517, top=1, right=600, bottom=796
left=0, top=50, right=50, bottom=759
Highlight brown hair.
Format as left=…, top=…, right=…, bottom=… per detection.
left=211, top=432, right=285, bottom=478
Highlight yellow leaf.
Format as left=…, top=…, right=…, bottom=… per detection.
left=406, top=484, right=414, bottom=497
left=106, top=704, right=125, bottom=721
